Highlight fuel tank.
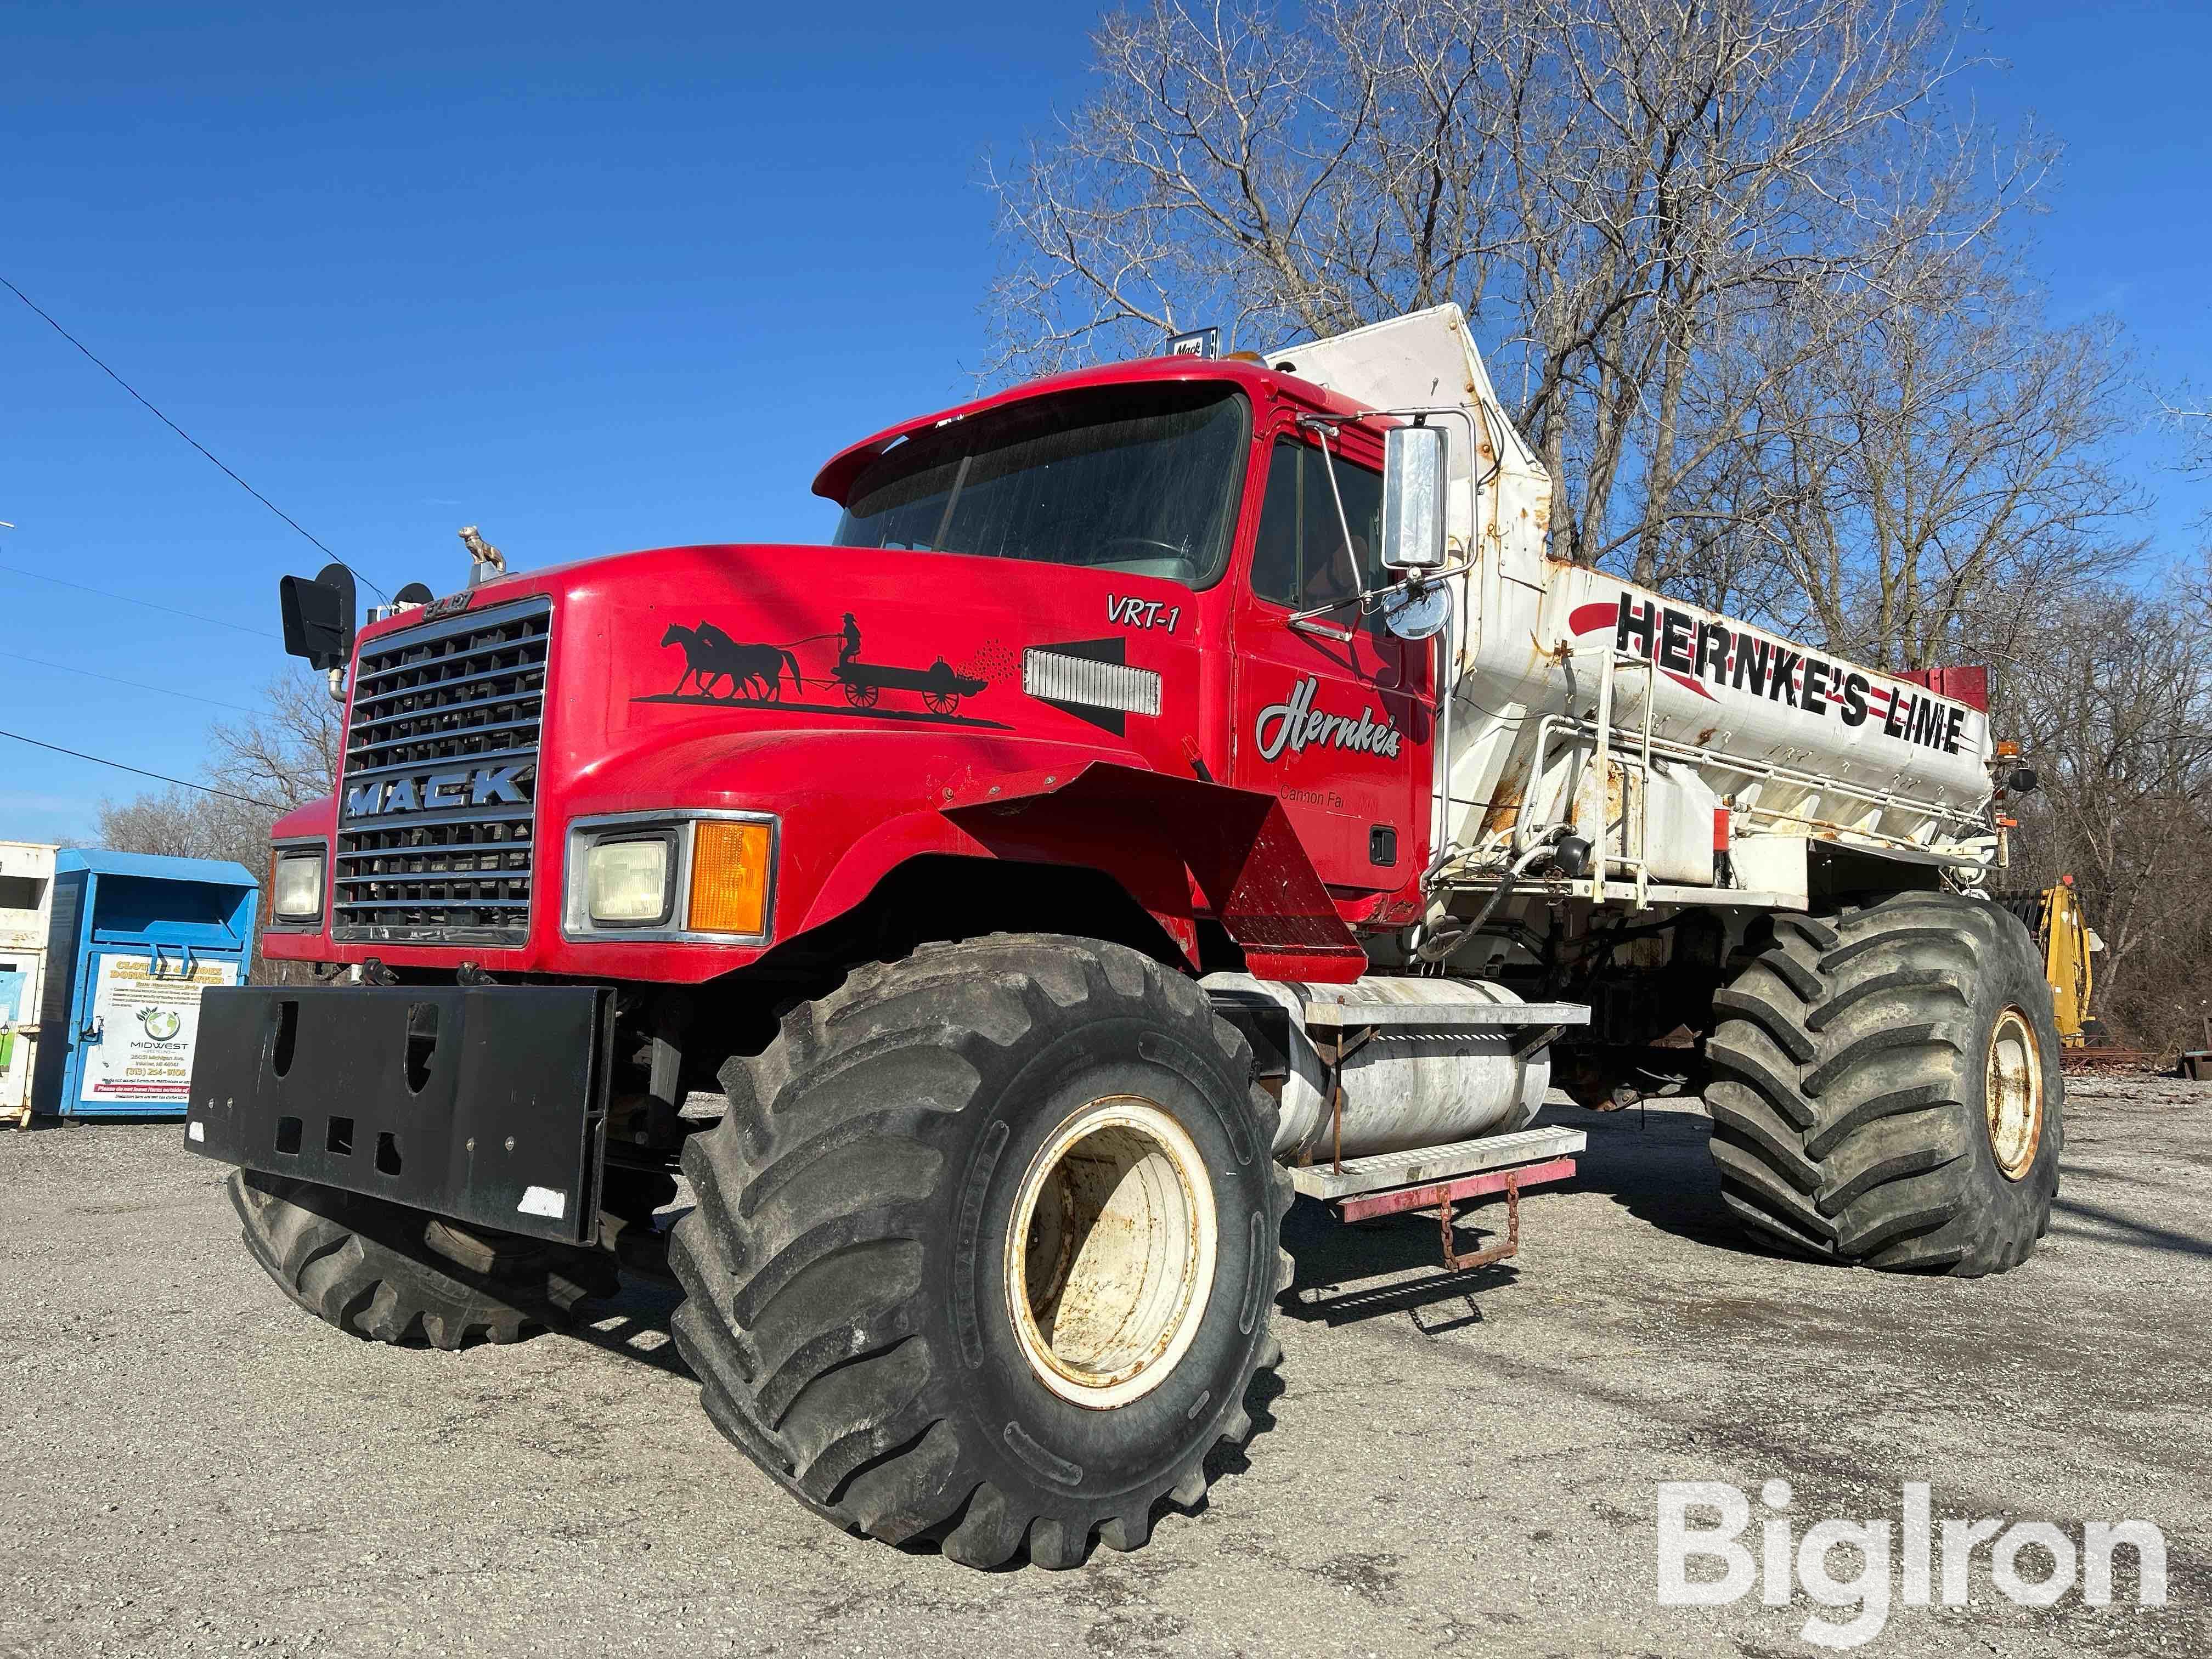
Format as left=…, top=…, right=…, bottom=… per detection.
left=1203, top=973, right=1552, bottom=1161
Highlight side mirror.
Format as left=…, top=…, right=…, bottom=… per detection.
left=1380, top=424, right=1448, bottom=572
left=278, top=561, right=357, bottom=672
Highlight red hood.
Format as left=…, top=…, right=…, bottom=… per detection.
left=318, top=542, right=1224, bottom=966
left=502, top=540, right=1208, bottom=770
left=270, top=541, right=1229, bottom=978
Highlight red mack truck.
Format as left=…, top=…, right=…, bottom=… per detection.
left=189, top=306, right=2057, bottom=1570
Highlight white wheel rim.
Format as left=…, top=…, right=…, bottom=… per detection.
left=1005, top=1096, right=1217, bottom=1410
left=1985, top=1007, right=2045, bottom=1181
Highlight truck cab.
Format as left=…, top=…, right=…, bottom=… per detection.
left=258, top=354, right=1433, bottom=994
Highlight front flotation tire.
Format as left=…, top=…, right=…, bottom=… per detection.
left=668, top=934, right=1293, bottom=1569
left=232, top=1170, right=616, bottom=1348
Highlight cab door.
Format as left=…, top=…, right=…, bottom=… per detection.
left=1228, top=427, right=1432, bottom=891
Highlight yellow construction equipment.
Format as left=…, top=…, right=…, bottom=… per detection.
left=1998, top=879, right=2103, bottom=1048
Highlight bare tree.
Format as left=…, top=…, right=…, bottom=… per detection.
left=2162, top=396, right=2212, bottom=515
left=1747, top=271, right=2145, bottom=669
left=204, top=670, right=343, bottom=809
left=95, top=788, right=275, bottom=871
left=1999, top=570, right=2212, bottom=1050
left=94, top=669, right=341, bottom=978
left=986, top=0, right=2046, bottom=583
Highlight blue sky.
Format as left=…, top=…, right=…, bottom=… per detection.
left=2, top=1, right=2207, bottom=845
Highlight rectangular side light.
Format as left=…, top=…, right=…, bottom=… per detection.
left=686, top=820, right=772, bottom=936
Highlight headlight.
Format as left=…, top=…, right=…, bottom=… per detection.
left=272, top=850, right=324, bottom=921
left=565, top=814, right=777, bottom=940
left=585, top=836, right=673, bottom=926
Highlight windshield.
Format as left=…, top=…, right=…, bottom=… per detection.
left=832, top=383, right=1249, bottom=588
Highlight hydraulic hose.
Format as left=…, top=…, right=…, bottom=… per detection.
left=1413, top=826, right=1569, bottom=964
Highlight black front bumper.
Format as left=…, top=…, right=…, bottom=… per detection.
left=184, top=985, right=614, bottom=1245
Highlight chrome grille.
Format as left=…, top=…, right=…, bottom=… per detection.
left=332, top=595, right=550, bottom=945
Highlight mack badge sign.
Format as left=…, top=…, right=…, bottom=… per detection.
left=345, top=762, right=531, bottom=818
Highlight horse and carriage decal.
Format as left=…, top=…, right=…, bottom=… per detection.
left=645, top=613, right=1003, bottom=726
left=661, top=626, right=803, bottom=702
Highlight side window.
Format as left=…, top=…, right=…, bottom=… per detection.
left=1249, top=437, right=1385, bottom=611
left=1250, top=438, right=1303, bottom=602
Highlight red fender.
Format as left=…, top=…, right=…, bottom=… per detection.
left=943, top=761, right=1367, bottom=983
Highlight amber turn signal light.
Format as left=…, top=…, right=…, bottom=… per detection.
left=686, top=820, right=772, bottom=935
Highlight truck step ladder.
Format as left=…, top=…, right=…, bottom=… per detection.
left=1289, top=1124, right=1587, bottom=1201
left=1293, top=1125, right=1585, bottom=1272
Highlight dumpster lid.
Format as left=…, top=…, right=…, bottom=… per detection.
left=57, top=849, right=261, bottom=888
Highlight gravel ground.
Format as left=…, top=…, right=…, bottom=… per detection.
left=1, top=1074, right=2204, bottom=1658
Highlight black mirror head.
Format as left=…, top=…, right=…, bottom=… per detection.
left=279, top=561, right=357, bottom=672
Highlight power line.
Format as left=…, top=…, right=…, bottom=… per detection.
left=0, top=727, right=283, bottom=809
left=0, top=650, right=262, bottom=715
left=0, top=562, right=281, bottom=640
left=1, top=274, right=392, bottom=602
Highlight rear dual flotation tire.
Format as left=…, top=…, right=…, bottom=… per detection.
left=231, top=1170, right=617, bottom=1348
left=668, top=933, right=1292, bottom=1569
left=1706, top=893, right=2063, bottom=1276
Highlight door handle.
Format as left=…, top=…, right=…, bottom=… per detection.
left=148, top=944, right=199, bottom=979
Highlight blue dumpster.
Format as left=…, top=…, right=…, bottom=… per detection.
left=32, top=851, right=260, bottom=1120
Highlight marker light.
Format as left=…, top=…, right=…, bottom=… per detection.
left=686, top=820, right=772, bottom=936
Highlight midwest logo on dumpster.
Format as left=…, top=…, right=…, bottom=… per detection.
left=1571, top=595, right=1972, bottom=756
